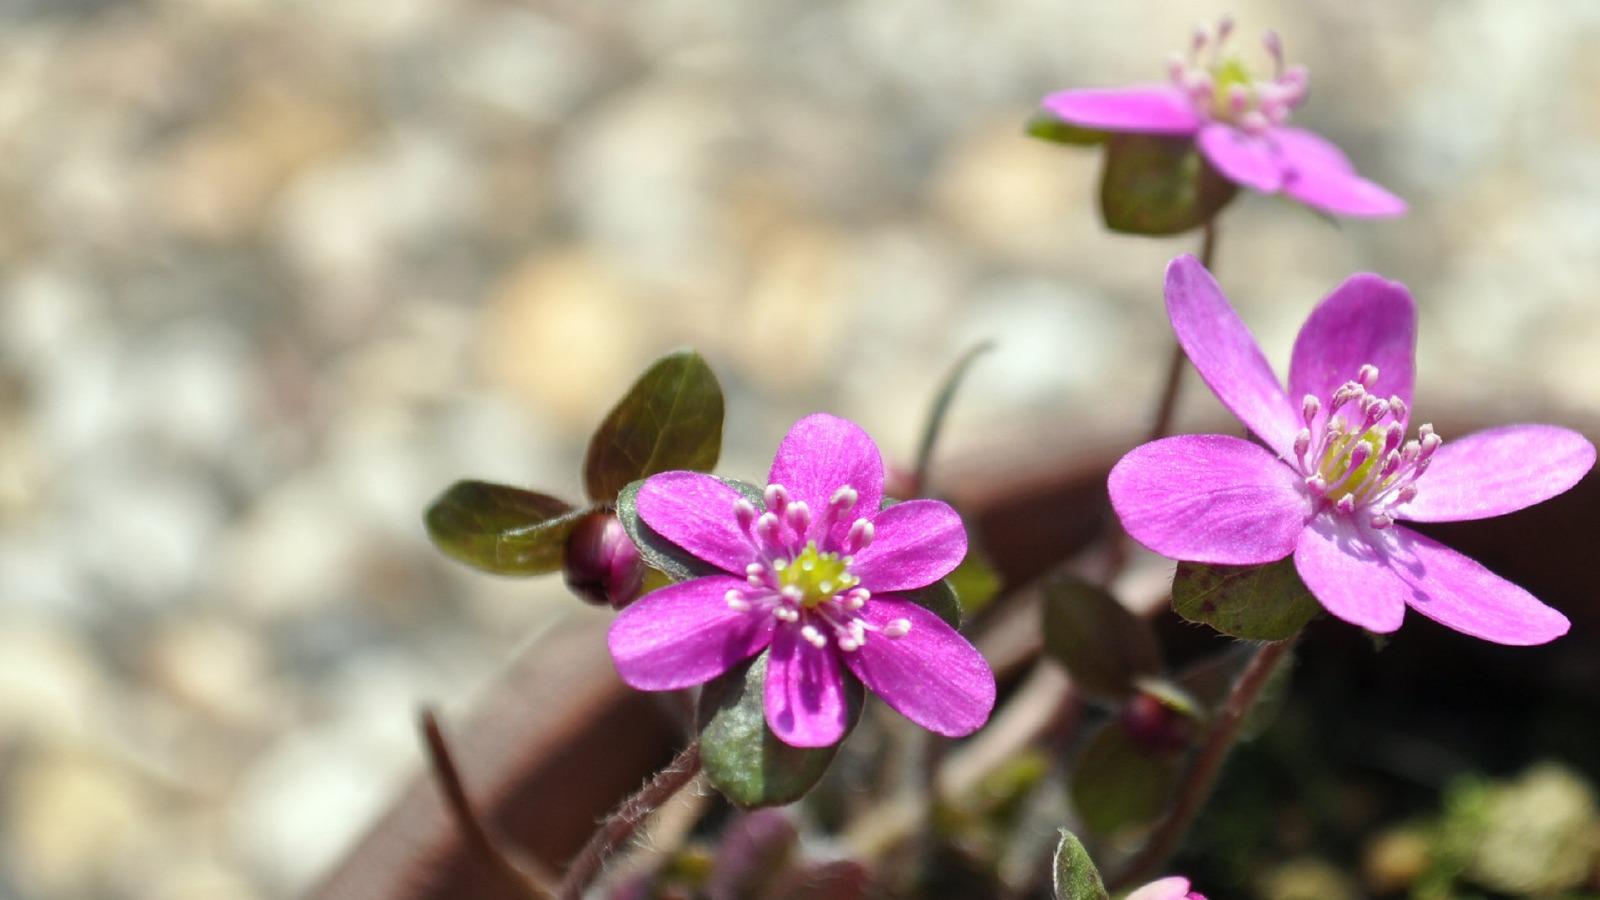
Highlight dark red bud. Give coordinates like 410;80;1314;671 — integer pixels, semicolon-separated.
1119;690;1195;757
564;512;645;609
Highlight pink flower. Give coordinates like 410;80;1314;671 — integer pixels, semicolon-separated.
1040;18;1405;218
1110;256;1595;645
607;414;996;747
1127;876;1208;900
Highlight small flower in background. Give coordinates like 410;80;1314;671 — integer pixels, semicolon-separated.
607;414;996;747
1039;17;1405;218
1127;875;1208;900
1110;255;1595;645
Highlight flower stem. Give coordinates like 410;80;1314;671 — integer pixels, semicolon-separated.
1144;220;1219;444
419;708;553;899
1110;634;1296;889
556;741;702;900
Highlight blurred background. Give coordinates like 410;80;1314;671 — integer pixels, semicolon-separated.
2;0;1598;897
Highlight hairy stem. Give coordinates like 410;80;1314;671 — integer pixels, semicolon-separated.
1144;219;1218;444
556;741;702;900
420;708;553;899
1110;635;1296;888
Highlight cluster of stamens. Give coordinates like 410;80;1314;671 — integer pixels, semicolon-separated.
1167;17;1308;134
1292;363;1440;529
721;483;910;652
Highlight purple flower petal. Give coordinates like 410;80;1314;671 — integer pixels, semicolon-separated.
768;413;885;548
850;499;967;593
1127;877;1198;900
1275;127;1407;217
1287;272;1416;433
1040;85;1202;135
1292;516;1407;633
1165;255;1301;457
1384;525;1570;645
1110;434;1312;565
1197;123;1284;192
1396;425;1595;523
764;626;852;748
637;471;757;574
608;576;775;690
843;596;994;737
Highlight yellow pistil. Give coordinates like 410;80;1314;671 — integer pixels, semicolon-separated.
775;542;858;608
1318;429;1384;501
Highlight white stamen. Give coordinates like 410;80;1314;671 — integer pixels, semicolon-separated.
882;618;912;639
785;500;811;536
725;590;750;612
756;512;784;549
1335;495;1356;515
829;485;858;512
747;573;765;587
846;518;874;553
1357;364;1380;389
763;484;789;515
1388;396;1408;423
1305;474;1328;496
1397;484;1419;504
746;562;765;578
1301;394;1321;425
817;581;834;596
781;585;804;603
837;637;859;652
1370;513;1394;530
801;625;827;648
734;499;758;533
1294;428;1312;461
774;607;798;622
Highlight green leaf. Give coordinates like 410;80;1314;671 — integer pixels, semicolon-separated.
912;341;993;494
1027;114;1108;147
1070;721;1182;837
1099;134;1238;236
583;349;725;503
902;576;962;630
946;549;1003;619
697;651;863;809
1171;558;1321;641
617;476;762;582
1041;576;1163;703
423;481;586;575
1051;829;1110;900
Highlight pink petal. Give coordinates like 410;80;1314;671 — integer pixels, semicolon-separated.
1197;123;1284;192
1274;127;1407;217
764;626;851;748
1286;272;1416;433
1040;85;1202;135
768;414;885;548
1165;255;1301;457
608;576;775;690
1292;516;1406;633
1127;877;1197;900
849;499;967;593
843;596;995;737
637;471;757;574
1110;434;1311;565
1396;425;1595;523
1384;525;1570;645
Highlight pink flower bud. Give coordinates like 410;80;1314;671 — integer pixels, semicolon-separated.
564;512;645;610
1119;690;1194;757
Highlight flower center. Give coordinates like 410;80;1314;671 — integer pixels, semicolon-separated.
1167;17;1308;133
1293;363;1441;529
774;541;859;609
722;482;910;652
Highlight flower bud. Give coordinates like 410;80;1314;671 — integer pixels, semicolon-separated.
1119;689;1195;757
564;512;645;610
